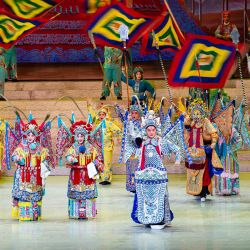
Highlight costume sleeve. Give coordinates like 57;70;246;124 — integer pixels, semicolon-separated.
215;25;223;39
230;127;243;152
12;147;25;166
204;118;218;147
121;72;135;88
65;146;77;165
161;139;182;162
110;121;122;138
114;104;125;123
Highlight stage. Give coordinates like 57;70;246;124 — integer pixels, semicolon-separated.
1;174;250;250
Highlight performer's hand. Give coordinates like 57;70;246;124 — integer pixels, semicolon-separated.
121;66;125;72
135;137;143;148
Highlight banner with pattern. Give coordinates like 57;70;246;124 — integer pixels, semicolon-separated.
0;9;47;49
168;34;237;89
140;13;184;55
87;2;154;49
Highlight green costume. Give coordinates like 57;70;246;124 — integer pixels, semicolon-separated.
4;46;17;81
100;46;122;99
121;66;155;106
0;53;5;95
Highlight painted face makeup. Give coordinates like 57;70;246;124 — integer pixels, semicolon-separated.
131;110;140;120
192;109;202;123
146;126;157;139
27;132;36;143
76;133;85;144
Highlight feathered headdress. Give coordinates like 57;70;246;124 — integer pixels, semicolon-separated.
19;112;49;139
188;98;208;119
70;120;93;136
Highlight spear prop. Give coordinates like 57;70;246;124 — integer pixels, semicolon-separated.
231;29;247;110
119;24;130;110
88;31;114;99
88;30;104;74
152;30;173;105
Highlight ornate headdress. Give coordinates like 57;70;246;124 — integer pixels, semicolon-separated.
188;98;208;118
20;112;48;138
141;110;161;136
130;105;143;117
70;120;93;136
98;106;109;115
22;119;41;136
96;104;112;120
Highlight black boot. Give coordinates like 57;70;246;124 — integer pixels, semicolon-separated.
99;181;111;185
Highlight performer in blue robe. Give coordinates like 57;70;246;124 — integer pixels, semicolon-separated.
131;110;186;230
115;102;143;193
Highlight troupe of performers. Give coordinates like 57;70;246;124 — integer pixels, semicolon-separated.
0;64;249;230
0;11;249;229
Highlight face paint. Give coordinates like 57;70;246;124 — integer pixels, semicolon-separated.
192;109;202;123
131;110;140;120
76;133;85;144
27;132;36;143
146;126;157;138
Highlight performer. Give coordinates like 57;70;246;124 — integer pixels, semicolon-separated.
65;120;103;219
115;102;143;193
0;48;6;97
10;116;52;221
87;103;122;185
100;46;122;100
212;100;244;196
4;46;18;81
184;99;223;202
121;66;155;108
215;11;239;41
131;110;184;229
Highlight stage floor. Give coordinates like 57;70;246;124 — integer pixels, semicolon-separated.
1;174;250;250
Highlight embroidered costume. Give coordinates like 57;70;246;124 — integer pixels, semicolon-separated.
212;99;247;195
121;66;155;108
87;104;122;184
215;11;239;41
56;116;103;219
131;110;186;229
5;113;54;221
115;103;143;192
184;99;223;202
